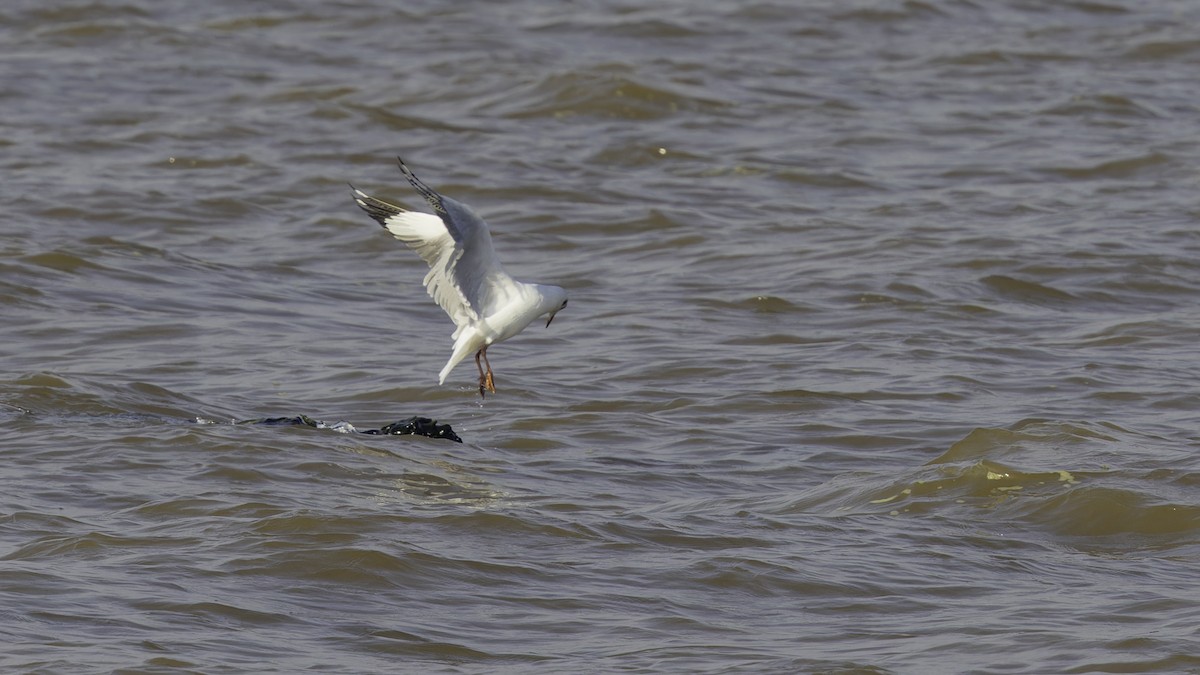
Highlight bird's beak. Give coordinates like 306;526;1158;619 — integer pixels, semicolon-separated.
545;311;557;328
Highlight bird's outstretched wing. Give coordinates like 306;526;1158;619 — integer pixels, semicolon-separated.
351;159;515;332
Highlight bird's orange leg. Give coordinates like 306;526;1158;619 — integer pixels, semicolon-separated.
481;346;496;394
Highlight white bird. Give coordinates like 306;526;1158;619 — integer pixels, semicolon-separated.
351;158;568;397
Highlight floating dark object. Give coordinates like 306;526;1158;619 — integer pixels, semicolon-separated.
364;416;463;443
241;414;462;443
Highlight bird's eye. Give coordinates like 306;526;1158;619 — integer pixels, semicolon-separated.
561;300;568;308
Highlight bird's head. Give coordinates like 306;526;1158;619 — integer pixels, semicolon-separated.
541;286;569;328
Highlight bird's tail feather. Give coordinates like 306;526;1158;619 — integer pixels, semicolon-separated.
439;329;480;384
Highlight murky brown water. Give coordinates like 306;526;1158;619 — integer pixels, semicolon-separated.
3;1;1200;672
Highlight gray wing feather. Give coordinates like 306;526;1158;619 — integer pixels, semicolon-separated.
436;195;513;316
352;162;516;324
395;158;514;315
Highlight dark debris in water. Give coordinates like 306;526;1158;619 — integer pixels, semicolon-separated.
367;417;462;443
241;414;462;443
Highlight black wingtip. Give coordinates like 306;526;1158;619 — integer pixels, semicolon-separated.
396;156;417;183
350;161;429;224
394;157;446;215
349;184;405;227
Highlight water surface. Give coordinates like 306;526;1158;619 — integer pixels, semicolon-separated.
3;1;1199;672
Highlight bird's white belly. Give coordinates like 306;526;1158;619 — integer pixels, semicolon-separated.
476;301;541;345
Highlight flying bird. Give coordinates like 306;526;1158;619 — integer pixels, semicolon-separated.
351;158;568;397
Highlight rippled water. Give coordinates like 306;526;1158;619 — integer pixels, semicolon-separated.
3;1;1200;672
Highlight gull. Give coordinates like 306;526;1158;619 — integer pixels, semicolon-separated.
351;158;568;397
